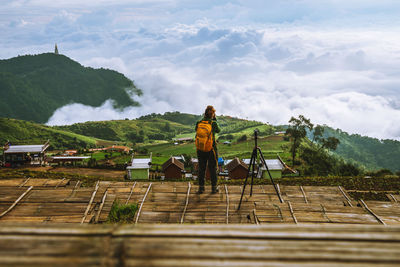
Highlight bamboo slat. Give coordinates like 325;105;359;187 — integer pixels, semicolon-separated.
180;182;191;224
80;181;100;224
360;199;386;225
125;181;137;205
95;190;108;223
135;183;152;224
0;186;33;219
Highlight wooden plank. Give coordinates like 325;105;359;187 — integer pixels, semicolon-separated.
0;223;400;266
299;185;308;203
81;181;100;224
276;184;284;203
389;194;398;203
338;186;353;207
225;185;229;224
250;209;259;225
135;183;152;224
74;180;81;190
95;190;108;223
19;178;30;188
360;199;386;225
287;201;298;224
55;178;66;189
180;182;191;224
0;186;33;219
125;182;137;205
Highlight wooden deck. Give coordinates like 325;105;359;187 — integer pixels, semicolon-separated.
0;179;399;225
0;223;399;266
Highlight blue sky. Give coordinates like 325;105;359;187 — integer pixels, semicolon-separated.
2;0;400;140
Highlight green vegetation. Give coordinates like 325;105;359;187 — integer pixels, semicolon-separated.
315;127;400;172
107;201;138;223
0;117;98;149
56;117;192;144
0;53;142;123
1;111;399;174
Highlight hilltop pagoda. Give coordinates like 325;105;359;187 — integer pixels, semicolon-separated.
54;43;59;55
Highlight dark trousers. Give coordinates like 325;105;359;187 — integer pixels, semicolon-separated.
197;149;218;188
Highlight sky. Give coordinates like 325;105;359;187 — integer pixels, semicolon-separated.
2;0;400;140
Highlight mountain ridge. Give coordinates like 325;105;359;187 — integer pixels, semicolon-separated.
0;53;142;123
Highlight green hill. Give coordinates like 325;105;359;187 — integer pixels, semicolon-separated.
0;53;142;123
0;117;100;150
315;127;400;172
55;117;193;143
55;112;278;144
1;112;399;173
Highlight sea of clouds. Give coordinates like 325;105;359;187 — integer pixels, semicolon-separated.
1;0;400;140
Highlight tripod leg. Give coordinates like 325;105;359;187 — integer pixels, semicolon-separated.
258;148;284;203
250;151;257;196
237;148;257;211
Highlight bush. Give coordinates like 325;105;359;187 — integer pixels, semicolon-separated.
107;201;138;223
238;135;247;142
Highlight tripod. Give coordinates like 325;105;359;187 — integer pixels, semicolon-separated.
237;129;283;210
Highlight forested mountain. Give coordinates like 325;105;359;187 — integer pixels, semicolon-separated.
0;53;142;123
319;127;400;172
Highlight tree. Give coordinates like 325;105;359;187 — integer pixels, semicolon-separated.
164;122;171;132
238;135;247;142
320;136;340;151
285;115;313;167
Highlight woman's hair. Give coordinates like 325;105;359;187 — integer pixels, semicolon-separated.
204;105;216;119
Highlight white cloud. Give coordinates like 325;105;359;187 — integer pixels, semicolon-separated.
2;2;400;140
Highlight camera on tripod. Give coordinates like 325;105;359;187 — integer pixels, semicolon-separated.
237;127;283;210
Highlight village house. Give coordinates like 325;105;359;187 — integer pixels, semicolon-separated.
126;153;152;180
2;141;50;167
260;156;296;179
63;150;77;156
162;157;185;180
172;137;193;144
105;145;131;153
226;158;248;179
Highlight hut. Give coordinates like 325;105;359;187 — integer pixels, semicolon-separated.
3;141;50;167
49;156;90;166
126;153;152;180
162;157;184;180
226;158;248;180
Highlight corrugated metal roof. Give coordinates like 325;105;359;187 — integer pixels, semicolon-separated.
51;156;91;160
242;159;251;165
127;158;151;169
5;145;47;154
261;159;284;170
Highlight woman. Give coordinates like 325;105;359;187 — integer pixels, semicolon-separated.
195;105;221;194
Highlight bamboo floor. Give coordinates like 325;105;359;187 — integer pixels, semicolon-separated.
0;179;399;225
0;223;399;266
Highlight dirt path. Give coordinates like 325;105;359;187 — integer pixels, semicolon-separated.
48;167;125;179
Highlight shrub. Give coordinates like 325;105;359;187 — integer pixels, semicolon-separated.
238;135;247;142
107;201;138;223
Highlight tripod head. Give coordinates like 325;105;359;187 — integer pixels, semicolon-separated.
253;129;259;148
